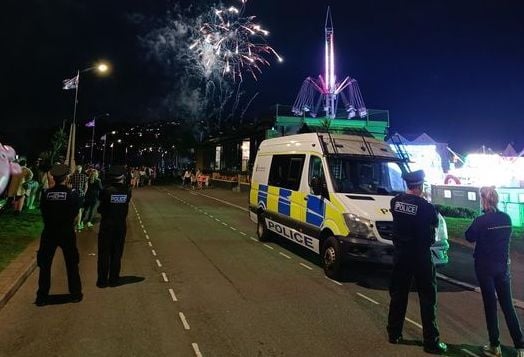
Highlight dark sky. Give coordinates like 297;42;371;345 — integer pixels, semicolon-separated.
1;0;523;154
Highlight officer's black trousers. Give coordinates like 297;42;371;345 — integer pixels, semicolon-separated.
37;232;82;298
97;225;126;284
387;249;439;344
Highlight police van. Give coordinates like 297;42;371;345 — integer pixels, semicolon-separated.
249;132;449;278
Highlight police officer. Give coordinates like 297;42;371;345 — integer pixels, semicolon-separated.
36;164;82;306
387;170;447;354
97;165;131;287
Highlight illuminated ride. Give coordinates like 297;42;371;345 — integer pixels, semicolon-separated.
292;7;367;119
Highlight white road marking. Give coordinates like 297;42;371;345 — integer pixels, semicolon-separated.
191;191;248;212
461;348;480;357
325;276;343;286
179;312;191;330
230;227;237;231
203;212;209;215
143;230;148;235
240;232;247;236
192;343;203;357
356;292;379;305
161;272;169;282
169;288;178;302
147;241;152;247
152;250;157;256
215;218;220;222
222;222;228;226
140;224;144;229
279;252;291;259
156;259;162;268
250;237;258;242
405;317;423;329
263;244;274;250
299;263;313;270
145;235;150;240
209;215;214;218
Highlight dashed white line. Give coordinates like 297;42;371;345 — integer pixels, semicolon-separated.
279;252;291;259
356;292;379;305
179;312;191;330
263;244;274;250
230;227;237;231
405;317;423;329
299;263;313;270
168;288;178;302
209;215;214;218
140;224;144;229
145;234;150;240
325;276;343;286
221;222;228;226
143;230;148;235
240;232;247;236
161;272;169;282
147;241;152;247
156;259;163;268
152;249;157;256
192;343;203;357
215;218;220;222
250;237;258;242
461;348;480;357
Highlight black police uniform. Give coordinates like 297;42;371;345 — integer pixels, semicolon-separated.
97;166;132;287
36;165;82;304
387;170;442;350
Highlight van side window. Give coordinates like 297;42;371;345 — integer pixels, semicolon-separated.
309;156;324;182
268;154;305;191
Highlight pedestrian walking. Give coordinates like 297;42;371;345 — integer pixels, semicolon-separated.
69;165;88;231
97;165;132;288
387;170;447;354
82;169;103;228
35;164;82;306
465;186;524;357
183;169;191;187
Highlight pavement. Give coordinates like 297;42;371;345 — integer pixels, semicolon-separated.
0;185;248;311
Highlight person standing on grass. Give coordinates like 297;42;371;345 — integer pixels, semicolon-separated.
466;186;524;357
83;169;103;228
69;165;88;231
35;164;82;306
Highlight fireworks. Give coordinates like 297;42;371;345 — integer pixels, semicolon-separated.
189;0;282;81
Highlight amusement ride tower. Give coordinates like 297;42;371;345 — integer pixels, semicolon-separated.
292;7;367;119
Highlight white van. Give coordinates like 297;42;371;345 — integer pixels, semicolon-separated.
249;132;449;278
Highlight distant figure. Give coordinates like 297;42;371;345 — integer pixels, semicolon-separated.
183;169;191;187
387;170;447;354
69;165;88;231
7;159;33;215
97;165;132;288
35;164;82;306
466;186;524;357
83;169;103;228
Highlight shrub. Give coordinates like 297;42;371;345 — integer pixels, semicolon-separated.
434;204;479;219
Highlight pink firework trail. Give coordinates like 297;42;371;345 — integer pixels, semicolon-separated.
189;0;282;81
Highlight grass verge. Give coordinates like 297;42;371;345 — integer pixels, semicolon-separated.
0;209;43;272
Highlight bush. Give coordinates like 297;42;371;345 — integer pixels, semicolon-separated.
434;204;479;219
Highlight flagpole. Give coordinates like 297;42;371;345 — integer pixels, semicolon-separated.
69;70;80;169
90;119;95;163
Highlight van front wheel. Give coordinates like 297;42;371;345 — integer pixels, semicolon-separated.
257;213;271;242
322;236;342;279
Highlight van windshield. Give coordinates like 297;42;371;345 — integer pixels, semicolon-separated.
327;156;406;195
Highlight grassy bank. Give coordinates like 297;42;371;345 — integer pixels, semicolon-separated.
0;209;43;272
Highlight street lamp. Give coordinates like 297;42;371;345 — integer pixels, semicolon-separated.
63;60;111;169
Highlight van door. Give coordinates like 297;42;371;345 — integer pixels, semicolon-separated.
302;155;327;236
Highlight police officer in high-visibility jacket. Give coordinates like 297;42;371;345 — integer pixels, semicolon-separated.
97;165;131;287
387;170;447;354
36;164;82;306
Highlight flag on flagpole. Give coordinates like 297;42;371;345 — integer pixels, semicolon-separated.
85;119;95;128
100;134;107;142
62;74;79;90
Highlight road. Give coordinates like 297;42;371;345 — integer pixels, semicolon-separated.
0;185;523;356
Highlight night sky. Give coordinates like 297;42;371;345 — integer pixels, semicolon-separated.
1;0;523;154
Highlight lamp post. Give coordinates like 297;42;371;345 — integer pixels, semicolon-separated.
63;61;110;170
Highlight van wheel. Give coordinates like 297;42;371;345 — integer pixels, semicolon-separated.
322;236;342;279
257;213;271;242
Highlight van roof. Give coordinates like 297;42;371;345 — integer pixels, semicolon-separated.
259;133;398;159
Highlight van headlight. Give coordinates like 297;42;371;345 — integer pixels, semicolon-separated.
344;213;376;240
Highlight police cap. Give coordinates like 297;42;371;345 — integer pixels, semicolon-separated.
402;169;425;186
49;164;70;180
108;165;126;180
